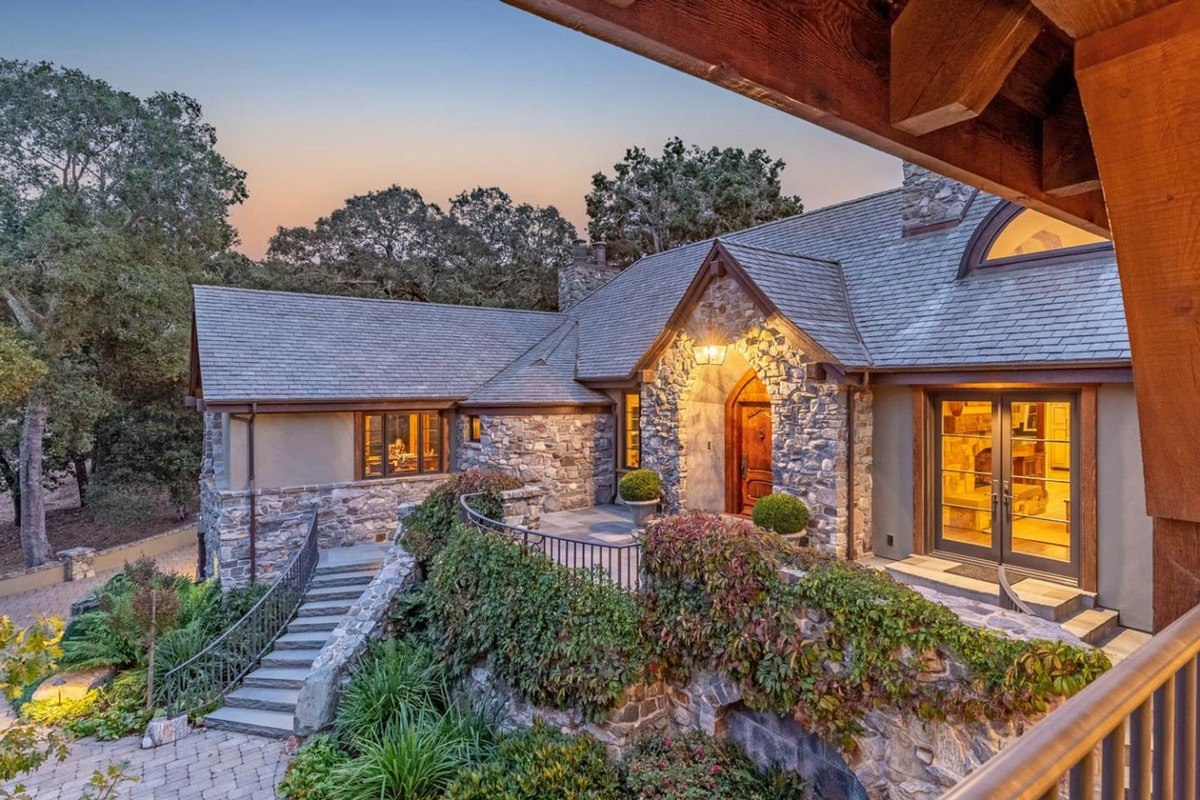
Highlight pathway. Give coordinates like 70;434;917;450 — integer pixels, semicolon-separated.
0;543;197;628
4;728;290;799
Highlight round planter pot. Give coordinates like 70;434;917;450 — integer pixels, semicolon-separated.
622;497;661;530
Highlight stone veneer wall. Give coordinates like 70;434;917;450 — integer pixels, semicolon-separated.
851;389;874;559
641;272;872;555
900;163;978;236
459;413;615;513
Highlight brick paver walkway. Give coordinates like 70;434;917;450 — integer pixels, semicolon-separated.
5;728;290;799
0;541;197;627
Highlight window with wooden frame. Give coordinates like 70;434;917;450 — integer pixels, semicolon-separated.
467;415;482;443
623;390;641;469
359;411;445;478
959;202;1111;278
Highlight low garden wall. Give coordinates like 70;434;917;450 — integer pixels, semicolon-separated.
201;474;444;587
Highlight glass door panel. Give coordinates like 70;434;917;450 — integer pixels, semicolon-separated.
1005;399;1074;568
935;397;998;559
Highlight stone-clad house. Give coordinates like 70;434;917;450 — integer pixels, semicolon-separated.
189;165;1152;630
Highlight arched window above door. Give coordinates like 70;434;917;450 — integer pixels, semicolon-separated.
959;202;1111;277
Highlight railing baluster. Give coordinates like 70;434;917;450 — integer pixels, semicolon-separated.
1133;698;1154;800
1179;660;1196;800
1157;678;1177;800
1101;721;1126;800
1070;750;1096;800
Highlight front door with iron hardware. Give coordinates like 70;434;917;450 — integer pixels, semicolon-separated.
932;391;1079;579
727;372;773;516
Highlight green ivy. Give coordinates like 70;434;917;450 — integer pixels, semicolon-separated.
402;469;522;564
642;513;1112;749
423;525;649;717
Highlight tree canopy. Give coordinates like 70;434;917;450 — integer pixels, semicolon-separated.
586;137;803;267
0;59;246;563
257;185;575;311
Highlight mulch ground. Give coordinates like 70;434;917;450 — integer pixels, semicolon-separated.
0;506;190;573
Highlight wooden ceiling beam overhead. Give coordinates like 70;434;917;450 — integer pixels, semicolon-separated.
504;0;1109;235
1031;0;1178;38
1042;86;1102;196
890;0;1044;135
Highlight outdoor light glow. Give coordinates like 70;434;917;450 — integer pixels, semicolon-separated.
693;344;728;366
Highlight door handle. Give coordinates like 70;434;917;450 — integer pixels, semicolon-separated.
1002;480;1013;513
741;455;748;480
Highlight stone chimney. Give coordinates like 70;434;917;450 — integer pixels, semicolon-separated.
900;162;979;237
558;240;618;311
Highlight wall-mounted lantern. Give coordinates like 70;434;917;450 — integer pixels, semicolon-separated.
693;343;728;366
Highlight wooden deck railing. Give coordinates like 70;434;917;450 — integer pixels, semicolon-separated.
942;603;1200;800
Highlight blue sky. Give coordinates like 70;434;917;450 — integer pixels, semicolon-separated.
2;0;899;257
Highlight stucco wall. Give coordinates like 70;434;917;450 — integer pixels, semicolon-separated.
1097;384;1153;631
225;412;356;490
680;349;753;512
870;386;915;560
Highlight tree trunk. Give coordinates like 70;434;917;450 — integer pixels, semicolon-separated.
0;451;19;527
72;454;89;506
19;393;51;568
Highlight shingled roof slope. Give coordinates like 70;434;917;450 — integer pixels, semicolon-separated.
725;190;1128;368
719;241;871;367
462;321;610;407
193;285;564;403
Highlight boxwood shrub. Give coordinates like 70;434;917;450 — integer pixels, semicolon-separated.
618;469;662;502
751;492;810;534
423;524;649;717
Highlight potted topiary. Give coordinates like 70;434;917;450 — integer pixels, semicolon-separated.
751;492;810;539
619;469;662;530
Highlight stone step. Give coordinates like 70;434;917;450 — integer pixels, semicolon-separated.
305;584;370;602
204;706;294;739
314;557;384;577
274;631;331;650
1062;608;1121;646
884;558;999;606
309;569;379;589
1011;578;1094;623
287;615;344;634
262;648;322;669
242;667;310;689
1100;628;1154;666
224;686;301;713
297;599;354;617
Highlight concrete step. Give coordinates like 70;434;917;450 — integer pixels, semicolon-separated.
309;569;378;589
204;706;294;739
262;648;322;669
275;631;330;650
224;686;301;713
305;584;369;602
297;599;354;617
287;615;344;634
1062;608;1121;646
1100;628;1154;666
1011;578;1094;623
243;667;310;689
884;557;999;606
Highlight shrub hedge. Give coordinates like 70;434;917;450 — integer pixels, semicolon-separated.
750;492;810;534
402;468;522;563
641;512;1111;748
622;731;808;800
423;524;649;717
618;469;662;502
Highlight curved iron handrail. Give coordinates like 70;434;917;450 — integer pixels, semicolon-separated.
458;492;641;591
160;506;321;718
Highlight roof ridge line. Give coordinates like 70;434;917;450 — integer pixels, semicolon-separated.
191;283;568;318
718;239;841;267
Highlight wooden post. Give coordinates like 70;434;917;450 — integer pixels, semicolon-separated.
1074;0;1200;629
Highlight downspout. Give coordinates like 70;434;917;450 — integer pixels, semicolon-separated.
248;403;257;584
846;387;856;562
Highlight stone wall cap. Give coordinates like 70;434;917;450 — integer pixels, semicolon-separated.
217;472;449;499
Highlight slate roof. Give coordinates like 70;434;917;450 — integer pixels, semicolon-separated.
192;286;563;403
193;186;1129;405
462;321;611;408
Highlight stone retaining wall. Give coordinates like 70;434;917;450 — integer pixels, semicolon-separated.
201;475;442;587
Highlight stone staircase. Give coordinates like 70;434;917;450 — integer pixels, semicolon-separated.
203;543;388;738
882;554;1150;662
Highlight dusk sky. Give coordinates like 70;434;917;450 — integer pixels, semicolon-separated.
3;0;899;259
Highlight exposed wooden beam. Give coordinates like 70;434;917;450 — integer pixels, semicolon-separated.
1042;86;1102;195
890;0;1043;135
1074;0;1200;627
1031;0;1178;38
503;0;1110;235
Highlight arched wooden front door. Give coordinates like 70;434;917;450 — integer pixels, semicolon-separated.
726;371;772;516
